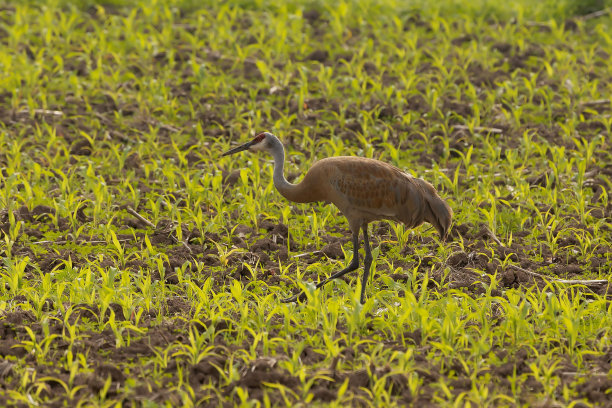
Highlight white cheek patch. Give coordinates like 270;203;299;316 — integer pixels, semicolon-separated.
250;142;265;152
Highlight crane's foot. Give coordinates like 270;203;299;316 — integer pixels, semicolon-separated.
279;291;307;303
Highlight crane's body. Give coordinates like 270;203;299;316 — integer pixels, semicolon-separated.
222;132;452;304
277;156;448;231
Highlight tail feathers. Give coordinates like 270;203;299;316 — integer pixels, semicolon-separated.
426;194;453;241
416;179;452;241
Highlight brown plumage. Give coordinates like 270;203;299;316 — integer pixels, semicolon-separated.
222;132;452;304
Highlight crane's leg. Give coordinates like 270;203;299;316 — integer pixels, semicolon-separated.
360;224;373;304
315;229;361;290
280;229;360;303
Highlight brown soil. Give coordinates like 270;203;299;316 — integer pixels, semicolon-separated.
1;306;610;406
1;5;611;407
1;199;610;406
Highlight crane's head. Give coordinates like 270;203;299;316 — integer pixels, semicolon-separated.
221;132;273;157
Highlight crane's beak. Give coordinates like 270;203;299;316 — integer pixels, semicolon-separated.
221;140;254;157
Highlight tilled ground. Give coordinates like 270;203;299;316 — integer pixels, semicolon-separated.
2;306;611;407
1;1;612;406
1;202;611;406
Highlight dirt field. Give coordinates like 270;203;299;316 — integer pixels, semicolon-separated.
1;1;611;406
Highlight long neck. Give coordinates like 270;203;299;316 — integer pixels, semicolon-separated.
269;136;315;203
270;136;292;193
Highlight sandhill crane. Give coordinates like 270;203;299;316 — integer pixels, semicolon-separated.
222;132;452;304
